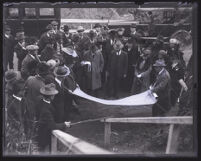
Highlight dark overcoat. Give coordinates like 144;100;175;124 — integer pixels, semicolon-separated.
37;100;66;150
151;68;171;116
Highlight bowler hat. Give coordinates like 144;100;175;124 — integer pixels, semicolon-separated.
40;83;58;95
51;21;58;26
54;66;70;77
63;25;69;32
153;60;166;67
37;62;50;76
26;45;39;51
5;70;18;82
77;26;85;32
130;23;137;28
113;40;124;50
93;23;102;29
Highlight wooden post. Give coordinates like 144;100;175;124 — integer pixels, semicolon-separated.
104;122;111;148
51;134;57;154
166;124;180;154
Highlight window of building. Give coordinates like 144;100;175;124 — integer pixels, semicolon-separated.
8;8;19;18
25;8;36;17
39;8;54;16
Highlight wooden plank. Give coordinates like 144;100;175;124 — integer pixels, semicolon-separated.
166;124;180;154
101;116;193;125
104;122;111;148
51;134;57;154
52;130;113;154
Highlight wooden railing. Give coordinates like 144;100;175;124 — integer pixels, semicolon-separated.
51;130;113;154
101;116;193;154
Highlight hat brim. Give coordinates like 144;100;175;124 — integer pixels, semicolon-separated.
5;72;18;82
53;67;70;77
153;64;166;67
40;88;58;95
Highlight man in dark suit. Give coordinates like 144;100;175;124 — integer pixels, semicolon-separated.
62;25;72;47
21;45;40;80
150;59;171;116
107;40;128;98
37;83;71;153
3;25;15;71
14;32;27;71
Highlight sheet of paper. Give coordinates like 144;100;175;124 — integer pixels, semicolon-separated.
71;88;157;106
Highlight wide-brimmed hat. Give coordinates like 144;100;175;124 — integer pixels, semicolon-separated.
113;40;124;50
5;70;18;82
40;83;58;95
51;21;58;26
26;45;39;51
93;23;102;29
37;62;50;76
153;59;166;67
47;59;57;69
62;47;78;57
63;25;69;32
54;66;70;77
77;26;85;32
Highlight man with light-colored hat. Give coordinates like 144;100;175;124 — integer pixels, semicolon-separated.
52;65;72;122
37;83;71;152
150;59;171;116
21;45;40;80
107;40;128;98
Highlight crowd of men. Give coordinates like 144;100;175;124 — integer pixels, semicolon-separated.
3;20;193;152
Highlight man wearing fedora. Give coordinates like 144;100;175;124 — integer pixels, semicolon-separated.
37;83;71;153
150;59;171;116
107;40;128;98
52;66;73;123
14;32;27;71
21;45;40;80
38;24;56;54
23;62;50;136
3;25;15;72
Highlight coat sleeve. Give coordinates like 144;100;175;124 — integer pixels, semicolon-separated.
43;108;66;131
152;73;169;93
99;52;104;72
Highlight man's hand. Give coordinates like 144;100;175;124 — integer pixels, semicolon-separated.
65;121;71;128
137;74;142;78
123;74;127;78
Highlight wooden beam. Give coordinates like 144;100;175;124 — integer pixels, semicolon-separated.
166;124;180;154
101;116;193;125
104;122;111;148
51;134;57;154
52;130;113;154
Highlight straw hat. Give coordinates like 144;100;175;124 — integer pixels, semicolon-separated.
40;83;58;95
